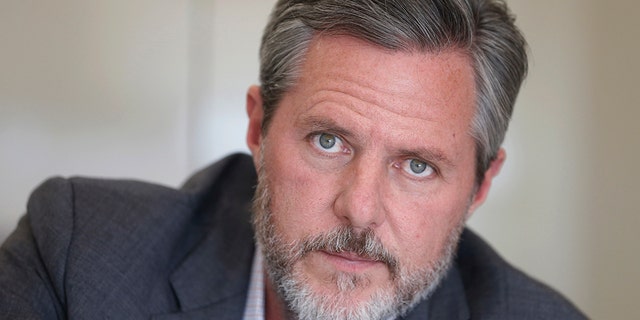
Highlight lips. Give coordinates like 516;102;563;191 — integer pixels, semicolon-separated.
325;250;378;262
320;250;384;272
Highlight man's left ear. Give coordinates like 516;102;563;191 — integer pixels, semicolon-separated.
466;148;506;219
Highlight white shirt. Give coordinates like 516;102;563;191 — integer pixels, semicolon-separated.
242;247;265;320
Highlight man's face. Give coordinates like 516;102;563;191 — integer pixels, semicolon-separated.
247;35;497;319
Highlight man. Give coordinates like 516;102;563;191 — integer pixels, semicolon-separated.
0;0;586;319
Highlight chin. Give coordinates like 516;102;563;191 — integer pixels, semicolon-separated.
279;265;402;320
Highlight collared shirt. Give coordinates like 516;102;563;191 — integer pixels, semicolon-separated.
242;247;265;320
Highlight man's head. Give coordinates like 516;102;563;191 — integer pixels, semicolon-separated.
245;0;527;319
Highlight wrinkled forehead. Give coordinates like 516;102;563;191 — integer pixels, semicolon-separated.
290;35;477;125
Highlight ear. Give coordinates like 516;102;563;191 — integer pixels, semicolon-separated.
466;148;506;219
246;85;265;167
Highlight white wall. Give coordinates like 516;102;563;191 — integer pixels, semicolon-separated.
2;1;639;318
188;0;275;170
0;0;191;238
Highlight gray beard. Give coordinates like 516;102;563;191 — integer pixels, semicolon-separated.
252;157;466;320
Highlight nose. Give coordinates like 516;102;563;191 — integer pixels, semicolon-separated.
333;157;386;230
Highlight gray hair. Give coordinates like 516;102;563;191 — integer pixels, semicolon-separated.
259;0;528;184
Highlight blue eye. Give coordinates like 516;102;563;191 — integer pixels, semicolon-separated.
319;133;336;149
312;133;344;153
402;159;435;178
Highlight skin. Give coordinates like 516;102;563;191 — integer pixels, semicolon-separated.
246;35;505;319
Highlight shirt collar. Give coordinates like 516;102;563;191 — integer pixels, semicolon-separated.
242;246;265;320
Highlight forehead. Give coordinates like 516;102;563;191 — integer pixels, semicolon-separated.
292;35;477;124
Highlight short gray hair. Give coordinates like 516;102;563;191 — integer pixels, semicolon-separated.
259;0;528;184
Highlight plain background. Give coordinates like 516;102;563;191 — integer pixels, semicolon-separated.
1;0;639;318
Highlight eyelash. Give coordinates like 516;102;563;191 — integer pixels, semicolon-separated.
309;132;350;156
395;158;438;180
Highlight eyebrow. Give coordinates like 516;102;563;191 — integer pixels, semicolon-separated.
298;115;359;141
397;147;455;170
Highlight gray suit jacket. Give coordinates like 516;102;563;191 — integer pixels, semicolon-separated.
0;153;586;319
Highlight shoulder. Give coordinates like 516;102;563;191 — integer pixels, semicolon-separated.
27;170;193;254
26;153;256;261
28;153;256;242
3;153;257;316
456;229;587;319
21;173;197;303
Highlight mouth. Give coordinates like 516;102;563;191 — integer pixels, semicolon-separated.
319;250;385;273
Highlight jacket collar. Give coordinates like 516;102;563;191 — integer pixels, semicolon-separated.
155;214;255;319
155;154;257;319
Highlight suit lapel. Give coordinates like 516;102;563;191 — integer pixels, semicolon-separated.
153;154;258;319
154;206;255;319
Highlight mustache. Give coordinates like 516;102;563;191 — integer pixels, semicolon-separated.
299;226;399;278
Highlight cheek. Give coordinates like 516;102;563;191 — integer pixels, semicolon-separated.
264;143;341;239
387;192;470;268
